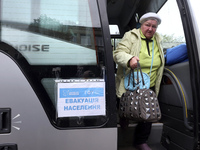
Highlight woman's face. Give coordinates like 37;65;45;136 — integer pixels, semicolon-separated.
141;19;158;39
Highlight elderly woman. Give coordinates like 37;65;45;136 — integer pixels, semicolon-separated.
113;12;165;150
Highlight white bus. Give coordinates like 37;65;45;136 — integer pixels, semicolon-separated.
1;0;200;150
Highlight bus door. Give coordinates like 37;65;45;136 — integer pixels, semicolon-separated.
0;0;117;150
157;0;200;149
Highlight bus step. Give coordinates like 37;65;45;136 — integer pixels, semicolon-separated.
118;123;166;150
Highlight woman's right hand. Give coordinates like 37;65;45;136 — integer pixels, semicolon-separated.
129;56;140;69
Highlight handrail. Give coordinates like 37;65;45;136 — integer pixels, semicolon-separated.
163;68;193;131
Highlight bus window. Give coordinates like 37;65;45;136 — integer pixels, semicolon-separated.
0;0;110;128
1;0;100;66
157;0;186;50
109;25;120;35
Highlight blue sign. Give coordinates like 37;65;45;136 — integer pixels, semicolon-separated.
57;81;106;117
60;88;104;98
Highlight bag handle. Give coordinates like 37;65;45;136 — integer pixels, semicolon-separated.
136;61;145;86
126;39;154;88
132;40;154;87
128;61;145;88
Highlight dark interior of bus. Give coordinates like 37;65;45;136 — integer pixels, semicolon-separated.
107;0;196;150
107;0;166;37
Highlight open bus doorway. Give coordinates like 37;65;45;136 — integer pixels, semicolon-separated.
109;0;200;149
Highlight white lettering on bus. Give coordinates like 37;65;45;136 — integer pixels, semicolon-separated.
13;45;49;52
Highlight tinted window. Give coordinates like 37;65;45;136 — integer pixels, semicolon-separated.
0;0;107;128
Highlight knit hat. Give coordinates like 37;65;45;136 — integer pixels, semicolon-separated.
139;12;161;25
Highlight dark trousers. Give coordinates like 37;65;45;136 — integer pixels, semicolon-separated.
134;86;155;145
134;121;152;145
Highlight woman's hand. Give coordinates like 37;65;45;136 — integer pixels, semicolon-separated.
129;56;140;69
